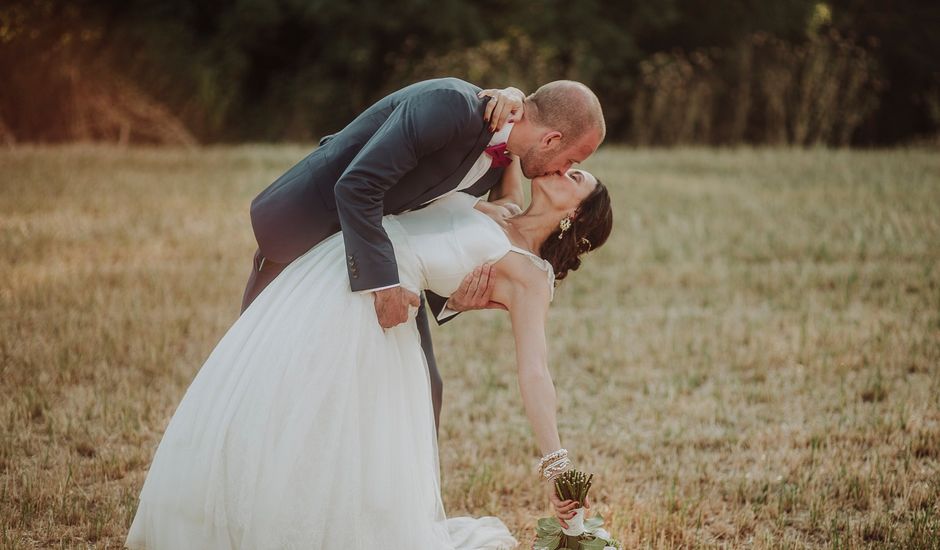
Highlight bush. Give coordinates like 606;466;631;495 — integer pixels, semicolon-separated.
628;31;883;146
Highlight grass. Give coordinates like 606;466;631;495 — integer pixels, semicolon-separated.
1;145;938;548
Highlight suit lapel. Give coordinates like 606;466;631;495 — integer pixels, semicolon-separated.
410;105;495;207
414;132;492;206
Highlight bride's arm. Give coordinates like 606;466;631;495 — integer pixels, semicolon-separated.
492;255;558;454
486;157;525;212
508;280;559;454
478;87;525;208
494;255;583;523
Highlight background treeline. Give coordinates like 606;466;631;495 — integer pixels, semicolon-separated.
1;0;938;146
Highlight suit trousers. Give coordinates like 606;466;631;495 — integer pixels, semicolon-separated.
240;249;443;433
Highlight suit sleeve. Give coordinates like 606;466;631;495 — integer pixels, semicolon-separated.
333;89;474;292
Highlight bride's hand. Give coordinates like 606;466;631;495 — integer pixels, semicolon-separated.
478;87;525;132
548;481;591;529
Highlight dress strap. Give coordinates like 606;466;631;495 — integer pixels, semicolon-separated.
508;245;541;262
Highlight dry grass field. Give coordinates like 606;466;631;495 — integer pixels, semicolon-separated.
1;146;938;549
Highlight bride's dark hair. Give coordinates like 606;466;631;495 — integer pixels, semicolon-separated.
539;181;613;282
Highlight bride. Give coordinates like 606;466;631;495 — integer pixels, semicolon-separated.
126;160;613;549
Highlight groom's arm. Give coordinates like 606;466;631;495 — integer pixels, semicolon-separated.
333;89;477;292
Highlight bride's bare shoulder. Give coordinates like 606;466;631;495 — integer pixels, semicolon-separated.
493;252;553;307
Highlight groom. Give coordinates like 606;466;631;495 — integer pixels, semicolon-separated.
244;77;605;430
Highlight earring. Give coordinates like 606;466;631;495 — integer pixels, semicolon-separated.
558;216;572;239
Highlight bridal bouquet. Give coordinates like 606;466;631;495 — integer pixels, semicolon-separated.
533;470;621;550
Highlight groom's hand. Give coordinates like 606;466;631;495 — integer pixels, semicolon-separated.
373;287;421;329
446;264;505;312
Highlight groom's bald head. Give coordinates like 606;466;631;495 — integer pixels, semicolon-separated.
509;80;605;178
526;81;606;145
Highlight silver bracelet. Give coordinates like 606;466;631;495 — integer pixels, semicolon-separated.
542;457;572;480
536;448;568;474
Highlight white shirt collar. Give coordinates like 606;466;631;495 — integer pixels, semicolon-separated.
487;120;514;147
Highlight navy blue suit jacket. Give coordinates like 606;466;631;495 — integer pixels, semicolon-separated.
250;78;505;320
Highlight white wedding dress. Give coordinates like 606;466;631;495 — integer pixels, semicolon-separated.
126;192;554;549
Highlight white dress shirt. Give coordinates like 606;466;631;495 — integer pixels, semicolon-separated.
421;120;514;206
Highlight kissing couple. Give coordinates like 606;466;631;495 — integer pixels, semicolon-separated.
127;77;613;549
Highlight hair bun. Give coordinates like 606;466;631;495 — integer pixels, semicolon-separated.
537;181;613;285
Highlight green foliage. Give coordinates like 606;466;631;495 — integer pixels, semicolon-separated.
534;514;620;549
629;30;883;146
577;538;608;550
0;0;936;144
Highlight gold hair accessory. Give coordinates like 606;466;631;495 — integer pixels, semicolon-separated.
579;237;591;250
558;216;572;239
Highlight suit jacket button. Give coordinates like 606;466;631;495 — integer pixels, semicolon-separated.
352;274;359;279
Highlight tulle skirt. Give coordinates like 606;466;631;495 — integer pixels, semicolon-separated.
126;220;516;549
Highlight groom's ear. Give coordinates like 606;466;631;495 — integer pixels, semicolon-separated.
541;130;563;149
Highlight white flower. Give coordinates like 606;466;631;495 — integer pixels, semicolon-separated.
604;546;618;550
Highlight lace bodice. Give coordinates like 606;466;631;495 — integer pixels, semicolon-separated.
386;193;555;300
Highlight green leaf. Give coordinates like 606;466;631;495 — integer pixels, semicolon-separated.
534;534;561;549
583;515;604;532
537;516;562;536
578;537;609;550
